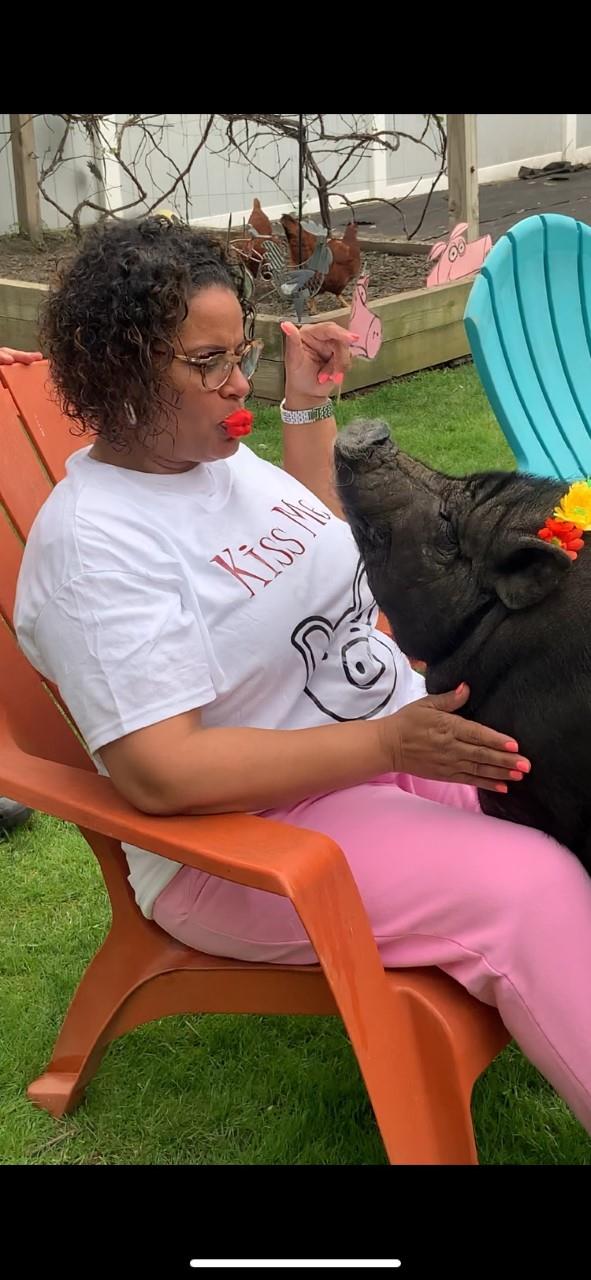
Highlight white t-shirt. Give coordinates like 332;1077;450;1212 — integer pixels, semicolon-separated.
15;443;424;916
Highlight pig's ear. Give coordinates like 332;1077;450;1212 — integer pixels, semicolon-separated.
494;537;572;610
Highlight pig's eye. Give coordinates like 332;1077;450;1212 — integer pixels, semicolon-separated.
439;506;457;544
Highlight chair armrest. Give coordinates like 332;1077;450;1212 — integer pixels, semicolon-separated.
0;727;394;1016
0;730;342;897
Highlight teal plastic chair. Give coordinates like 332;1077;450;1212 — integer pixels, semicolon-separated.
464;213;591;480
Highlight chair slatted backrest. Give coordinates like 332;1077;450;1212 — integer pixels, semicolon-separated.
464;213;591;481
0;362;90;770
0;362;87;484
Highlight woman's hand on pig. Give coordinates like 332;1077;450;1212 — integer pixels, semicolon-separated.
383;683;531;792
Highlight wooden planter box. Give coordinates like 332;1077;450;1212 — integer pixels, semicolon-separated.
0;278;49;353
0;274;473;402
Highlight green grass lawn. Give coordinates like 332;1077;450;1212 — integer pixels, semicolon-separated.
2;362;590;1166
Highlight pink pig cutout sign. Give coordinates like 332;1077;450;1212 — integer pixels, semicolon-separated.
426;222;492;287
349;275;383;359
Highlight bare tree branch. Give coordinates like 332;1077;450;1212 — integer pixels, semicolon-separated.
0;112;447;241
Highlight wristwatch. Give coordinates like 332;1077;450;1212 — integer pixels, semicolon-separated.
279;398;333;425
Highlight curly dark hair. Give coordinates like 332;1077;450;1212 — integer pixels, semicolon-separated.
40;215;254;447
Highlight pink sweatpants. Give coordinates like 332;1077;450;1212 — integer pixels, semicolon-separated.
153;774;591;1134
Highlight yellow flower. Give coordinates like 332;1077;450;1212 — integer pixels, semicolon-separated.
554;479;591;531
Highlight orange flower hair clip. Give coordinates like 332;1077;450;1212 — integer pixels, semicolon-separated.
537;478;591;561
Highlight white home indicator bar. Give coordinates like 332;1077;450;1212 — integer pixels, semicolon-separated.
190;1262;402;1270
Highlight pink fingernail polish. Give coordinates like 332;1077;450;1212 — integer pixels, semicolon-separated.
509;770;523;781
317;372;330;385
496;784;508;793
504;741;519;752
333;372;344;385
455;683;466;694
348;332;361;341
516;759;530;773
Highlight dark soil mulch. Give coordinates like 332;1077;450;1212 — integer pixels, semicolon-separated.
0;231;431;310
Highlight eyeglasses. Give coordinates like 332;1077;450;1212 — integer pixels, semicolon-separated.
173;339;263;392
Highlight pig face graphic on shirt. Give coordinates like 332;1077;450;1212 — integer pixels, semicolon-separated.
291;558;397;721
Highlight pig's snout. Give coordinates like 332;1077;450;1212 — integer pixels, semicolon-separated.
334;418;398;534
336;418;395;462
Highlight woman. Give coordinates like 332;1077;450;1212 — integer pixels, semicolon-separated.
13;217;591;1135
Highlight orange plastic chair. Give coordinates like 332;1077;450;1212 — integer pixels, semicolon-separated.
0;360;509;1164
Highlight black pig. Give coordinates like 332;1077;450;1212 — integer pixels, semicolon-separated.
334;419;591;872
